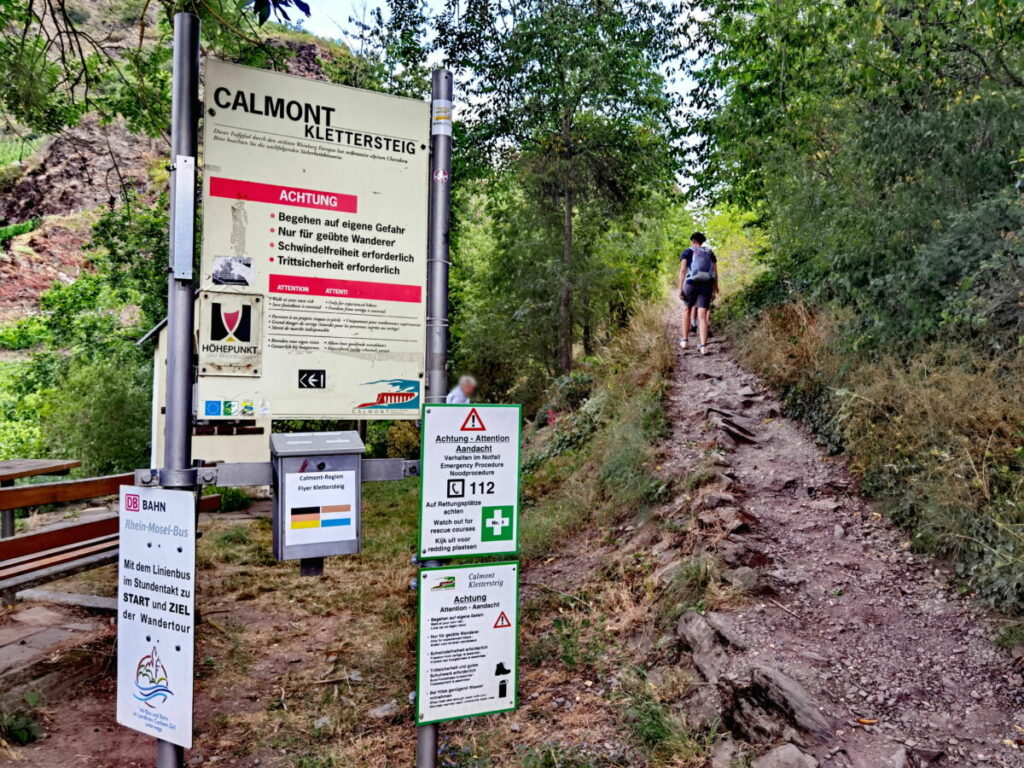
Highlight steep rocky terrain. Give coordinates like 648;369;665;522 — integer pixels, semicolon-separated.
527;303;1024;767
0;116;160;226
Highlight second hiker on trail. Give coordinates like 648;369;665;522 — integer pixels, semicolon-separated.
678;231;718;356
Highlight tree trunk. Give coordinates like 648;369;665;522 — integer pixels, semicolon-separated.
557;187;573;374
581;282;593;356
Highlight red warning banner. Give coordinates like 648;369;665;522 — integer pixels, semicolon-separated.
210;177;358;214
269;274;422;303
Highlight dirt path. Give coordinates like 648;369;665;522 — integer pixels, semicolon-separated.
659;308;1024;767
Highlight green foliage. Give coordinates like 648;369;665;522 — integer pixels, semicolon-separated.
689;0;1024;348
520;304;674;559
349;0;432;97
39;349;152;474
441;0;684;373
88;191;171;329
994;623;1024;649
0;217;38;246
545;372;595;415
549;615;601;670
363;420;390;458
218;487;253;512
0;316;50;350
697;0;1024;611
621;676;715;765
0;134;44;166
451;185;691;409
0;693;45;745
216;524;254;547
36;273;131;355
518;744;626;768
206;519;277;566
385;420;420;459
0;361;45;461
659;562;716;628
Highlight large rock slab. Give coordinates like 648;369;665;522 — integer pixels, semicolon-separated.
676;681;722;731
751;666;830;738
676;611;729;683
751;743;817;768
721;666;831;746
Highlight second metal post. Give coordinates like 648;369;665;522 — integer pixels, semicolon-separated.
416;68;453;768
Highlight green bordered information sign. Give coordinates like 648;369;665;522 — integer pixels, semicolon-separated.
419;404;522;558
417;562;518;724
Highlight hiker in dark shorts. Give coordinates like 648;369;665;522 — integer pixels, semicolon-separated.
678;231;718;356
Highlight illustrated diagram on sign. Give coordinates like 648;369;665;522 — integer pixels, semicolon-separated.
420;404;522;558
417;563;518;724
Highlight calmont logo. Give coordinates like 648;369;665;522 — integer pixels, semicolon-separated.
209;302;252;342
356;379;420;411
431;576;456;591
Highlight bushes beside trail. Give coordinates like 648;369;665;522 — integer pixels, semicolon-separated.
519;302;674;561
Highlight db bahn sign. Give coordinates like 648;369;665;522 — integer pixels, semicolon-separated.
419;404;521;559
116;486;196;748
197;59;429;420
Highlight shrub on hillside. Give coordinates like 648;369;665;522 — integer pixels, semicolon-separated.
0;217;38;246
519;303;673;559
0;316;50;350
39;351;152;474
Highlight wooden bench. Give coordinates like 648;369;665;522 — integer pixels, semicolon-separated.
0;476;221;603
0;459;82;537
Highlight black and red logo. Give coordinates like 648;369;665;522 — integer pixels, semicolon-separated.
210;303;252;342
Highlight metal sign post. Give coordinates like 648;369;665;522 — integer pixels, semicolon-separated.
416;68;453;768
158;13;200;768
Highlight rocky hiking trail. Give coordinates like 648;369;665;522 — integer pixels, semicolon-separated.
666;314;1024;767
529;304;1024;768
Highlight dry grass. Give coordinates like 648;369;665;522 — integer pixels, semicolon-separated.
842;347;1024;560
520;301;674;561
732;301;840;390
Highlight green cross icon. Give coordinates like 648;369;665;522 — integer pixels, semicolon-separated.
481;506;514;542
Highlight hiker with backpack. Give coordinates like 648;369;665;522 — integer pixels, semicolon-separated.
678;231;718;355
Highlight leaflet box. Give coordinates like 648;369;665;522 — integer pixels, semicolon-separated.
271;431;365;561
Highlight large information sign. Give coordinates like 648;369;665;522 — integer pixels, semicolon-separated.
417;562;518;724
116;486;196;748
420;404;521;558
198;60;429;420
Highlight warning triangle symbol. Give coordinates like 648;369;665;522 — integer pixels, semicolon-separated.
460;407;486;431
493;611;512;629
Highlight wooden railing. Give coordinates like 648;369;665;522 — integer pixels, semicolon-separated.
0;473;134;512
